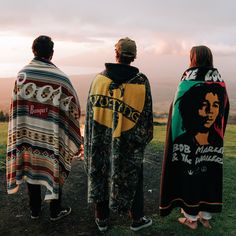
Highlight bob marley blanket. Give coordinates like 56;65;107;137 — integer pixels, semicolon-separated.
6;59;82;200
84;63;153;213
159;67;230;216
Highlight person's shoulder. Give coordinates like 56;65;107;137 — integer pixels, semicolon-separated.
181;67;224;82
18;60;34;72
53;67;74;84
138;73;153;90
137;72;148;80
55;67;70;79
205;68;223;82
94;72;111;82
44;65;76;90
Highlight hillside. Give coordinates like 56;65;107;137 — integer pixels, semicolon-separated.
0;78;14;113
0;75;236;115
0;75;175;113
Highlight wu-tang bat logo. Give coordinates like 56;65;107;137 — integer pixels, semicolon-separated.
90;75;146;137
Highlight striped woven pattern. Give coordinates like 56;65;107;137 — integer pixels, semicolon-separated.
6;59;82;200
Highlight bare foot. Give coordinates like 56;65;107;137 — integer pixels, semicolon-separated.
199;218;212;229
178;217;198;230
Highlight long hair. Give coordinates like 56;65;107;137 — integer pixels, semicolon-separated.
190;45;213;68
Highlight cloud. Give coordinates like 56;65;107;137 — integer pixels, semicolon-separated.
211;44;236;56
0;0;236;45
0;0;236;78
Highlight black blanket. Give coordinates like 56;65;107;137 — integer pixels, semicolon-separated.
159;67;230;216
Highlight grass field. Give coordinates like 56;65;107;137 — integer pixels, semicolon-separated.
0;122;7;169
0;122;236;235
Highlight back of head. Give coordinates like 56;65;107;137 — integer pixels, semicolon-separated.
190;45;213;68
115;37;137;64
32;35;54;60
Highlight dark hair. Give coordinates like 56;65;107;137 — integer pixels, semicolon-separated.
115;51;135;65
32;35;54;59
177;83;225;134
190;45;213;68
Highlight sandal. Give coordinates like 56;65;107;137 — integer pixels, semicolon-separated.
178;217;198;230
199;218;212;229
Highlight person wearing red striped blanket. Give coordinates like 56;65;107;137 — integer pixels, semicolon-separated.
6;36;83;221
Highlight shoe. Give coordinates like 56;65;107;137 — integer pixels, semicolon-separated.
178;217;198;230
130;216;152;231
95;218;108;232
199;218;212;229
31;211;40;219
50;207;71;221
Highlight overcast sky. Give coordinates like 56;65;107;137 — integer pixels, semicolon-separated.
0;0;236;82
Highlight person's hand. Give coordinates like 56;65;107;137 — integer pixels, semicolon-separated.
77;144;84;160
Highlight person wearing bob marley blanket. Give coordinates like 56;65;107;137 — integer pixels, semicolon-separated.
159;45;229;230
84;37;153;232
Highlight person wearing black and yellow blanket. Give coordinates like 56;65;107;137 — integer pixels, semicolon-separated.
159;46;230;230
84;37;153;232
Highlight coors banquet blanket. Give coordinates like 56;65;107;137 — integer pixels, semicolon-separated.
6;59;82;200
159;67;230;216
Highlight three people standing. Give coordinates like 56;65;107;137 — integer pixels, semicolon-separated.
6;36;230;233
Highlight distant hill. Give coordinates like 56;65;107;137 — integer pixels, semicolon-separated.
1;75;236;116
0;75;95;113
72;74;180;113
0;78;14;113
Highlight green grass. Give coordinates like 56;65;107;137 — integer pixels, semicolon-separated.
109;125;236;235
0;122;7;169
1;123;236;235
224;124;236;158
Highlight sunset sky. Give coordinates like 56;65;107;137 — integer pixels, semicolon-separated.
0;0;236;82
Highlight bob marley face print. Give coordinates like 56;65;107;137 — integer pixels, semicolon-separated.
198;92;220;129
170;82;227;177
171;81;226;144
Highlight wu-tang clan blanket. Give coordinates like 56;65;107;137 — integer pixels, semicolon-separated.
84;63;153;213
